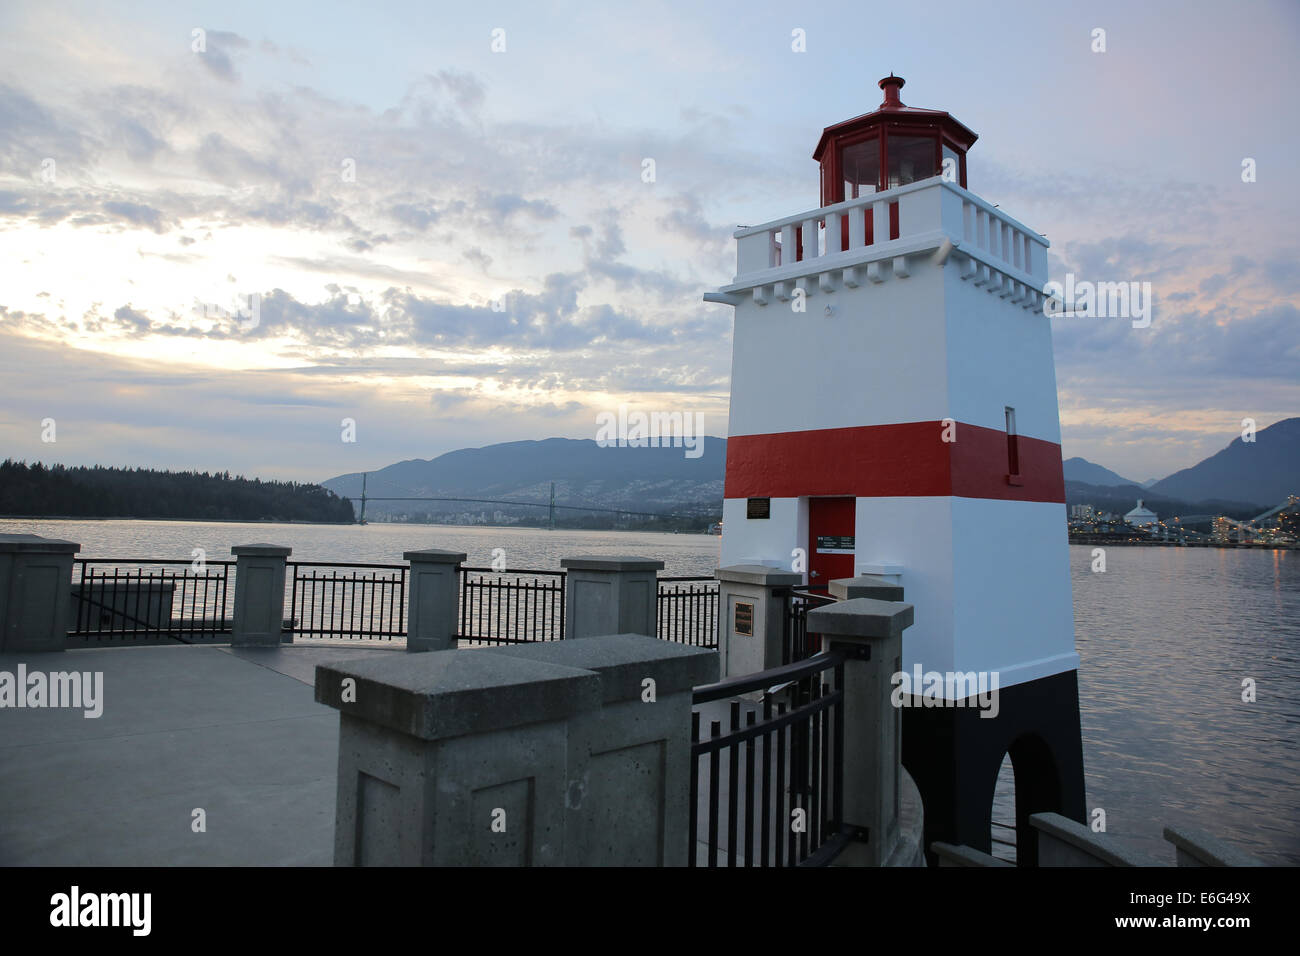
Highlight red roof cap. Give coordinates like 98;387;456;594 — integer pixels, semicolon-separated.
879;73;905;109
812;75;979;162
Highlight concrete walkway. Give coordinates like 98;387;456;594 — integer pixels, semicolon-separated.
0;644;396;866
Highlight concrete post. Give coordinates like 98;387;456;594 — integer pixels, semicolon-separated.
806;597;914;866
485;634;718;865
560;556;663;639
829;574;904;602
317;648;601;866
0;534;80;653
231;544;291;647
403;549;466;653
714;564;801;678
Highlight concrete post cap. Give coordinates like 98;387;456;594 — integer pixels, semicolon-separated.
231;544;292;557
402;549;468;564
806;597;914;640
829;574;904;602
483;633;719;703
560;556;665;572
714;564;801;586
314;648;602;741
0;533;80;553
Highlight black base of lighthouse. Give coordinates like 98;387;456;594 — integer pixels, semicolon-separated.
901;669;1086;866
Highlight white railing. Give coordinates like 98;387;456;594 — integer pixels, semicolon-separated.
730;177;1048;288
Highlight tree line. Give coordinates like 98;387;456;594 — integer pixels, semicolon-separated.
0;460;355;523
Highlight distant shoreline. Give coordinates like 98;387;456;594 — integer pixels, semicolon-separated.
0;515;716;535
1068;535;1297;551
0;515;355;526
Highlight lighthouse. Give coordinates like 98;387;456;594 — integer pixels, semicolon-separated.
707;75;1086;861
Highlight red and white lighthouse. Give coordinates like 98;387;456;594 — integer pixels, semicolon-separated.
708;75;1086;860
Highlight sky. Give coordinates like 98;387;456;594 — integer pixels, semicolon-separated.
1;0;1297;485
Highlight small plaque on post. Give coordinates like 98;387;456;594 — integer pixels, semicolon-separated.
746;497;771;519
734;601;754;637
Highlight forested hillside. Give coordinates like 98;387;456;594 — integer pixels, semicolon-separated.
0;460;355;523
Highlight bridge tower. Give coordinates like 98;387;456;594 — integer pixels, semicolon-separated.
706;74;1085;863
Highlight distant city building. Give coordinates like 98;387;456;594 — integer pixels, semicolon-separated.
1125;499;1158;529
1279;505;1299;539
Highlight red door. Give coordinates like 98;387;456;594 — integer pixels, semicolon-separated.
808;497;856;592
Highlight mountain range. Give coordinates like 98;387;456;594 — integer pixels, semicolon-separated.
323;417;1298;522
323;437;726;521
1061;457;1139;488
1146;417;1298;507
1064;417;1297;515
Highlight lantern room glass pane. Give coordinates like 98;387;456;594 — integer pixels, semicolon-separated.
839;138;880;200
887;133;938;188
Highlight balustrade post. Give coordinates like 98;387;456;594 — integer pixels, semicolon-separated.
806;597;915;866
560;556;663;640
485;634;717;865
231;544;291;647
315;633;716;866
872;199;890;245
0;534;80;653
403;549;466;653
713;564;801;678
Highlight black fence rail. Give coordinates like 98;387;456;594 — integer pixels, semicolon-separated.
67;559;722;649
657;576;719;648
782;587;837;663
457;567;566;645
689;650;847;867
69;559;235;645
286;562;407;640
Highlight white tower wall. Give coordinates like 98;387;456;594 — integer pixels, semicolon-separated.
715;178;1072;693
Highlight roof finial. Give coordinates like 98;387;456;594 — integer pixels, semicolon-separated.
878;73;905;109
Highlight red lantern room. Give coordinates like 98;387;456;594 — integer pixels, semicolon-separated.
813;74;978;208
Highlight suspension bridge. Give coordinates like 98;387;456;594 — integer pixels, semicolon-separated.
342;475;706;527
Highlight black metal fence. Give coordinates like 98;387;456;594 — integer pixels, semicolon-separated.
657;576;719;648
689;650;848;867
457;567;566;645
66;557;721;649
781;587;837;663
69;559;235;645
286;562;407;640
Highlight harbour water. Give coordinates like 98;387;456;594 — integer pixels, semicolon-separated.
4;517;1297;865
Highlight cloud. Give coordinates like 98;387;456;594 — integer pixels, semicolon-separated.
0;7;1293;487
194;30;250;82
111;305;152;332
102;200;168;233
462;246;492;271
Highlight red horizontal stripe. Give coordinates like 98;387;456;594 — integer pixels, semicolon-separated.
724;422;1064;503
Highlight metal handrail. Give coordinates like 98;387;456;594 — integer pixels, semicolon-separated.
75;558;235;568
691;689;842;755
797;830;854;868
460;566;566;577
692;650;846;704
286;560;407;570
